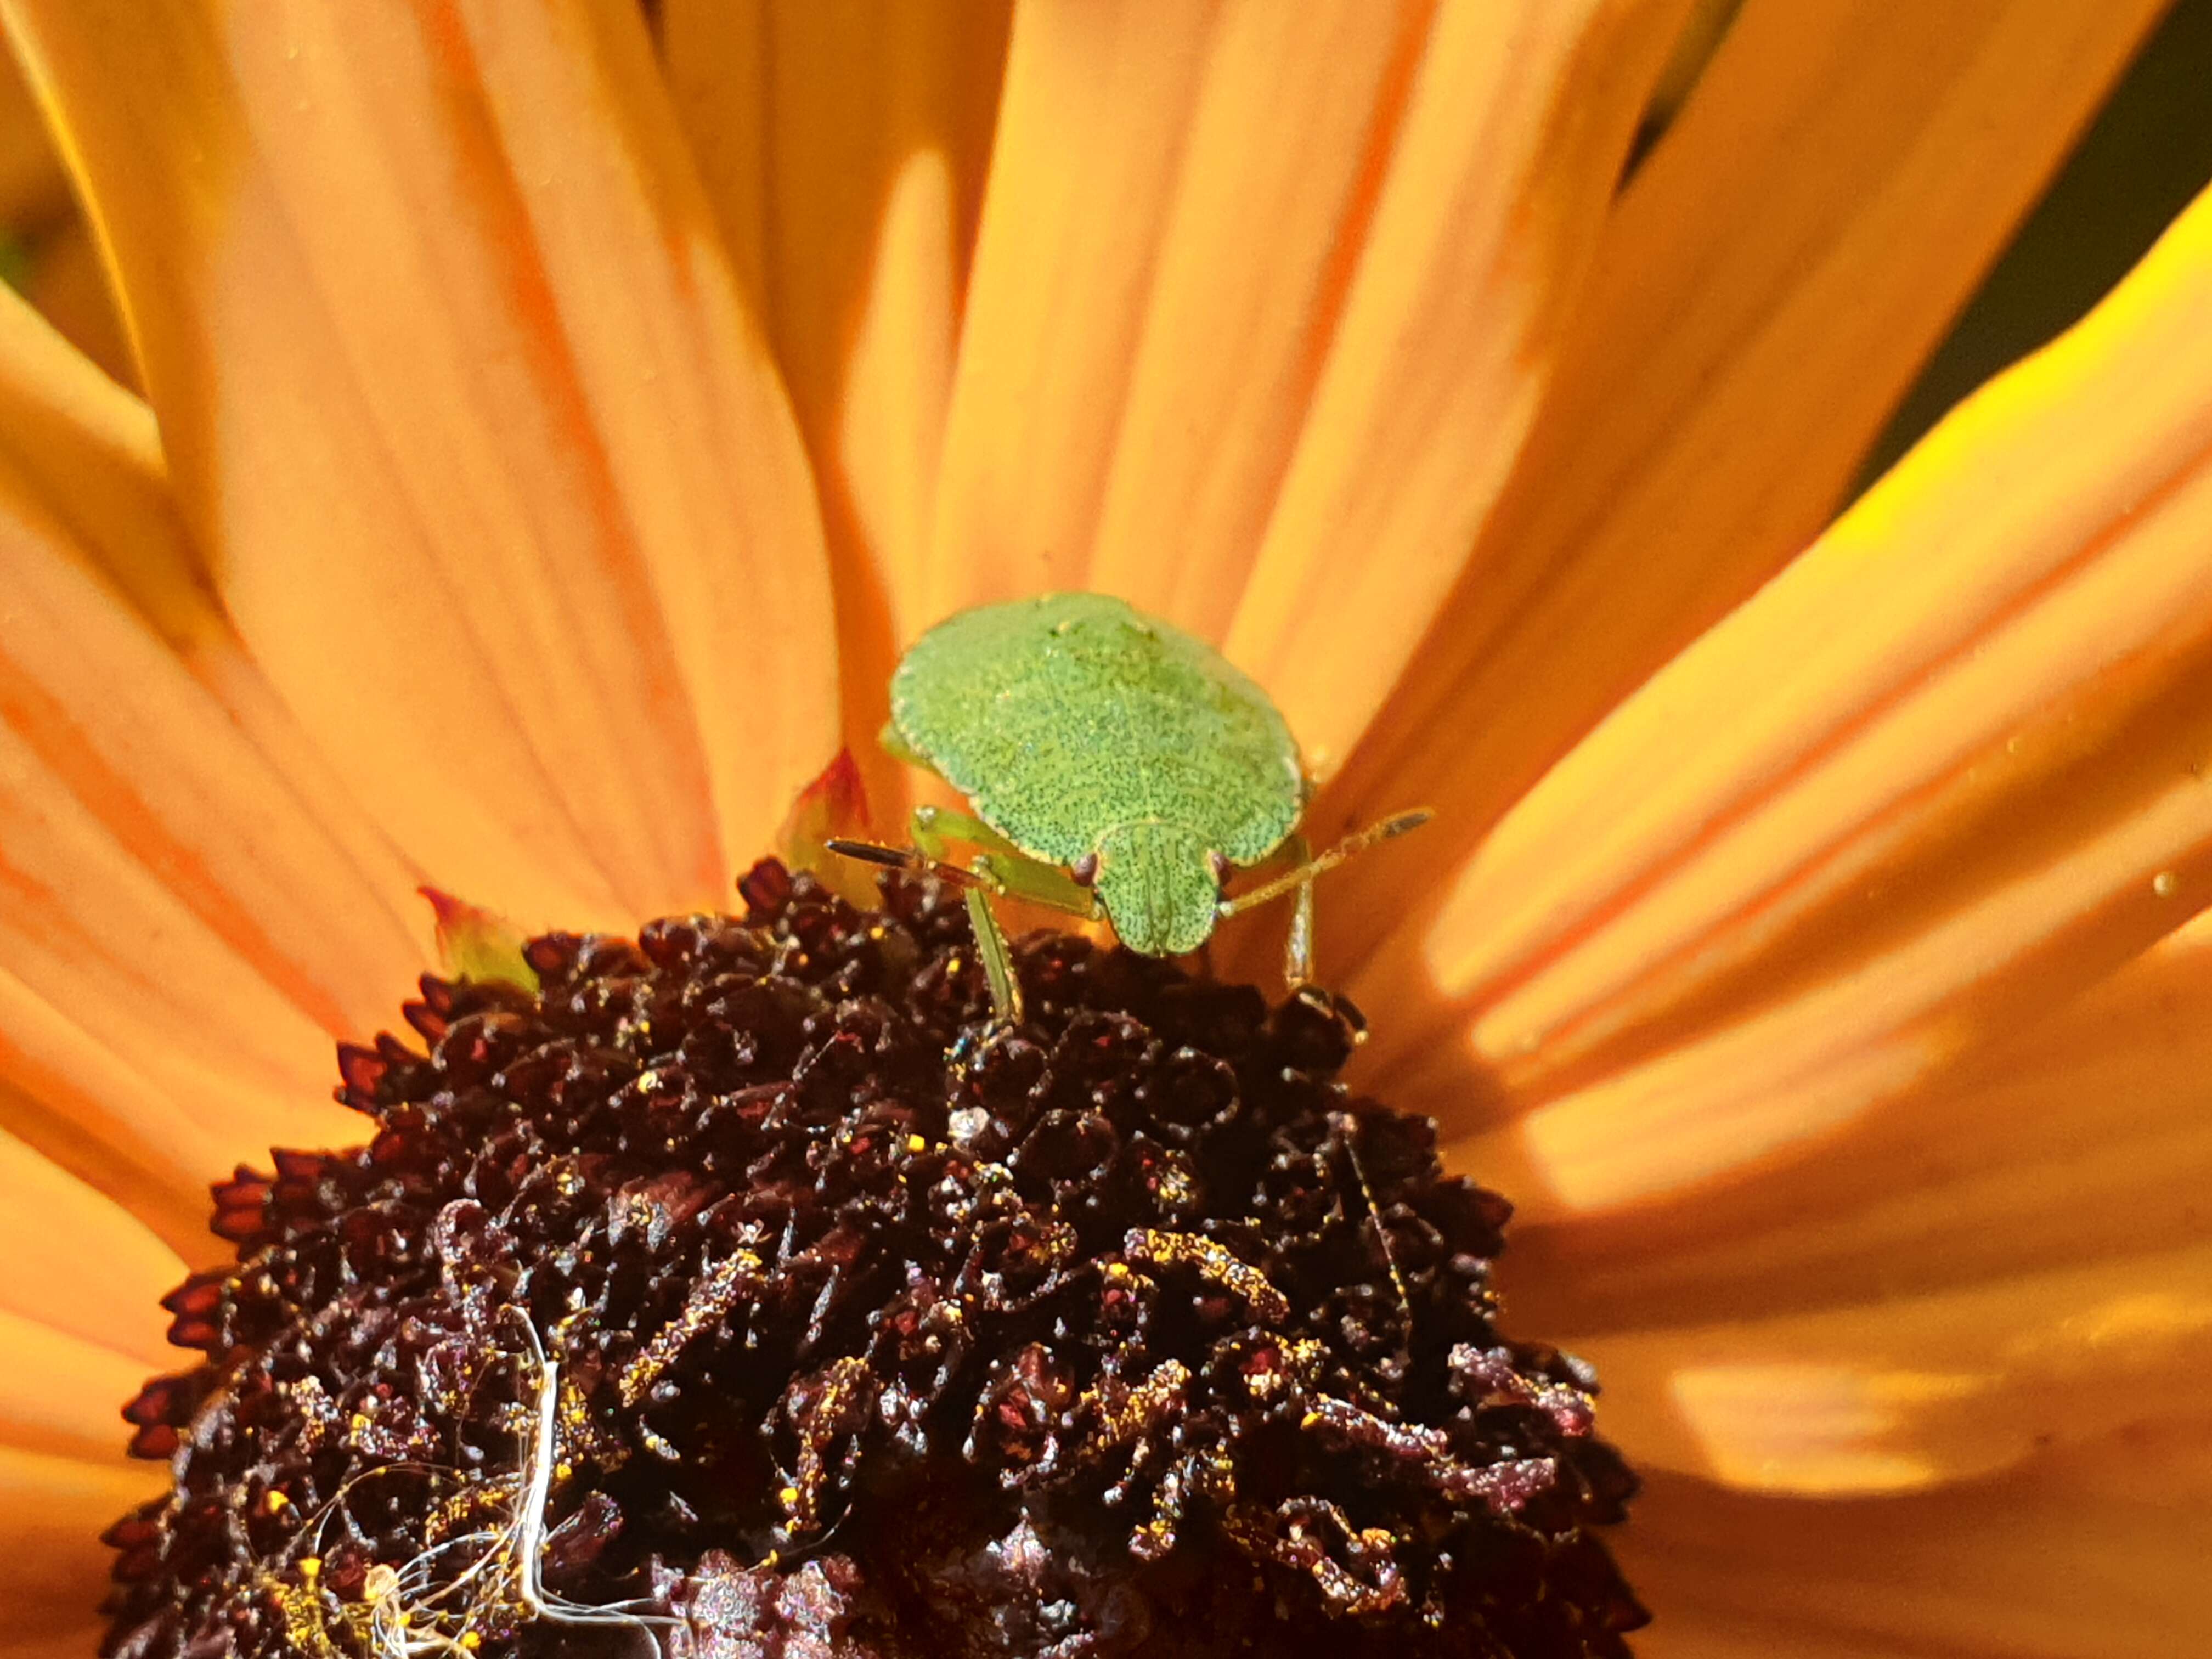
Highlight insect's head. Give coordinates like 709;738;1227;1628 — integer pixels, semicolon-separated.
1092;822;1220;957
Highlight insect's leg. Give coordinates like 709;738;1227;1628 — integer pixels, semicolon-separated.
1218;810;1433;921
909;804;1025;862
822;805;1009;893
820;836;991;891
1218;810;1434;985
1280;834;1317;988
963;887;1025;1028
1331;1110;1413;1342
970;847;1104;922
876;719;931;769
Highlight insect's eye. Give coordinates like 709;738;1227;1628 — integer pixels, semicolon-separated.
1071;853;1099;887
1208;851;1234;888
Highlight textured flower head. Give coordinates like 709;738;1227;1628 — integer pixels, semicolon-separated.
0;4;2207;1656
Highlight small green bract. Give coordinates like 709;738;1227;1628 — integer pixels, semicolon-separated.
893;592;1303;955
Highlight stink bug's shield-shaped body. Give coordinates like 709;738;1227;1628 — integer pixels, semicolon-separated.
890;594;1306;956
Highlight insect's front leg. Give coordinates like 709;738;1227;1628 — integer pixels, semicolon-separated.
821;805;1013;896
958;887;1024;1031
967;850;1104;925
913;804;1105;922
953;837;1106;1036
909;804;1024;862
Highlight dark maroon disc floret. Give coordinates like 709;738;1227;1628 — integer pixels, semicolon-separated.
103;864;1645;1659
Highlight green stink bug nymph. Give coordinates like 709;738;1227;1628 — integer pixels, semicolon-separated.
830;593;1427;1028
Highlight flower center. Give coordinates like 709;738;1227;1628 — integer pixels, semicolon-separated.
104;864;1644;1659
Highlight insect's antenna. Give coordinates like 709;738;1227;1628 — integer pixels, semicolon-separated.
1330;1110;1413;1342
822;838;992;889
1217;810;1432;919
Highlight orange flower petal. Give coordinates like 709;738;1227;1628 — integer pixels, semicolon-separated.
1316;0;2165;972
1622;1457;2212;1655
1500;911;2212;1337
19;218;136;391
1387;182;2212;1200
0;464;424;1231
0;33;65;228
0;1126;176;1369
0;1632;112;1659
1572;1242;2212;1492
0;1447;161;1639
1083;1;1435;640
923;0;1223;616
0;964;237;1257
662;0;1009;803
0;1311;148;1462
1220;0;1694;777
0;473;425;1034
0;753;364;1187
0;284;191;641
6;0;838;923
0;283;439;949
0;566;371;1203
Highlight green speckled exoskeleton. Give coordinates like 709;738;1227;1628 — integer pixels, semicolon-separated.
829;593;1428;1029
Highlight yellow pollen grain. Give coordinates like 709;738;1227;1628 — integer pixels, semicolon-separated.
907;1134;928;1154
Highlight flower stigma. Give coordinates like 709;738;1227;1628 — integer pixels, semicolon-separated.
103;864;1643;1659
